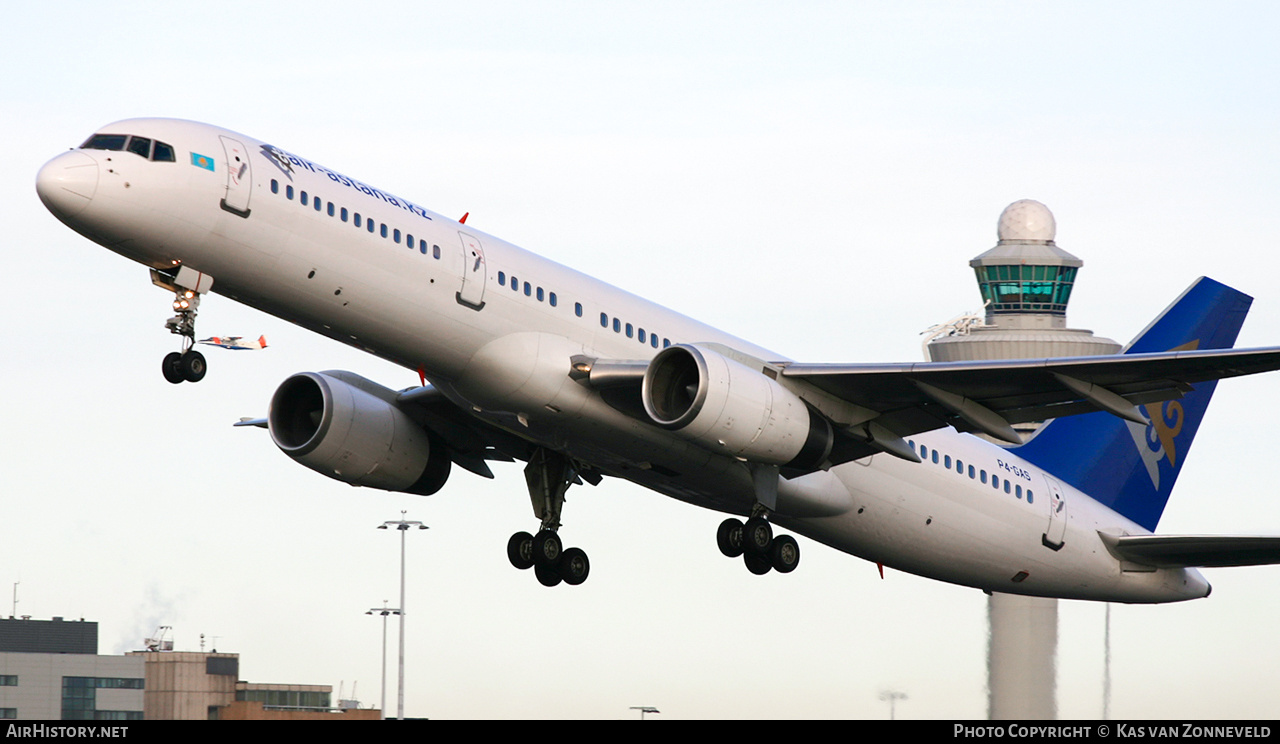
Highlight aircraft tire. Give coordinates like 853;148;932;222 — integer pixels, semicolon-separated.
532;529;562;569
559;547;590;585
716;518;745;557
507;531;535;570
534;562;563;587
744;550;772;575
743;517;772;555
179;350;207;383
771;534;800;573
162;352;185;384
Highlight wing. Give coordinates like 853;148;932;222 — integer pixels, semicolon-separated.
392;383;522;477
782;345;1280;446
1100;533;1280;568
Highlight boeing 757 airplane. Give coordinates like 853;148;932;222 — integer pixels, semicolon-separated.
35;118;1280;598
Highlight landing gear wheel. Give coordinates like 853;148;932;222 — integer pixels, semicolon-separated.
162;352;185;384
717;518;745;558
559;547;590;585
179;350;207;383
507;531;535;570
744;550;773;575
743;517;773;555
771;534;800;573
532;529;562;569
535;562;563;587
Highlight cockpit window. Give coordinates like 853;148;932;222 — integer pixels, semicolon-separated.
126;136;152;159
80;133;176;162
81;133;128;151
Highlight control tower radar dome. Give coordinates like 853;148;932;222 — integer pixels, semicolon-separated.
997;199;1056;243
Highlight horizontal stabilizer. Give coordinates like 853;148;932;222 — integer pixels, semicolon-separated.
1100;533;1280;568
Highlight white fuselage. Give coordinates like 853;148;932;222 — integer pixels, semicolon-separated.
37;118;1210;603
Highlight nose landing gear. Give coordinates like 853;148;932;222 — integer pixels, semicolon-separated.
162;290;207;384
151;267;213;384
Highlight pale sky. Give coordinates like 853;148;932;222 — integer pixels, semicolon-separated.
4;1;1280;719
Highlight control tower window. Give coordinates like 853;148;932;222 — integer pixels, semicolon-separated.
975;264;1076;314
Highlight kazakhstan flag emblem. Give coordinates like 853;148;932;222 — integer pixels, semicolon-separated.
190;153;215;171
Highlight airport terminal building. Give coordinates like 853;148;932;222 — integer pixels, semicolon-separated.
0;616;373;720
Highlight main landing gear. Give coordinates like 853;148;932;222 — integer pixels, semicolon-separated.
716;511;800;576
506;448;597;587
161;288;206;384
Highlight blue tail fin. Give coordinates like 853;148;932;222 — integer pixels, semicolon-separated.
1011;277;1252;531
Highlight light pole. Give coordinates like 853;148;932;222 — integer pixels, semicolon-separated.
366;601;402;720
880;689;907;720
378;511;427;719
630;706;660;720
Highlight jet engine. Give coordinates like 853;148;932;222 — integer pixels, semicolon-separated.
642;344;833;470
268;371;450;495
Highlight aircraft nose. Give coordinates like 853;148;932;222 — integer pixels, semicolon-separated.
36;150;99;220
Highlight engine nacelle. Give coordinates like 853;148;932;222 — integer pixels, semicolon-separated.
268;371;450;495
642;344;833;470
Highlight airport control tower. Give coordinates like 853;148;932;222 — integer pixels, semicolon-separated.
925;200;1118;720
928;198;1119;366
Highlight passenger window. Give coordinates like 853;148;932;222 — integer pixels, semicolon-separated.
380;224;388;238
394;228;402;244
511;277;519;292
651;335;659;348
931;450;939;464
341;207;349;222
537;287;544;302
956;459;964;473
314;198;322;212
328;202;335;217
613;318;621;333
433;245;441;259
126;137;151;158
626;323;633;338
638;329;646;343
355;213;362;227
271;180;279;194
968;465;975;478
152;141;175;162
286;185;294;200
368;220;375;234
1004;481;1011;494
1027;490;1034;503
301;191;309;206
524;282;531;297
944;455;952;468
498;271;506;286
1015;485;1022;499
992;476;1000;490
663;339;671;347
575;302;583;317
980;470;987;484
549;293;557;307
407;233;413;247
600;313;608;328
